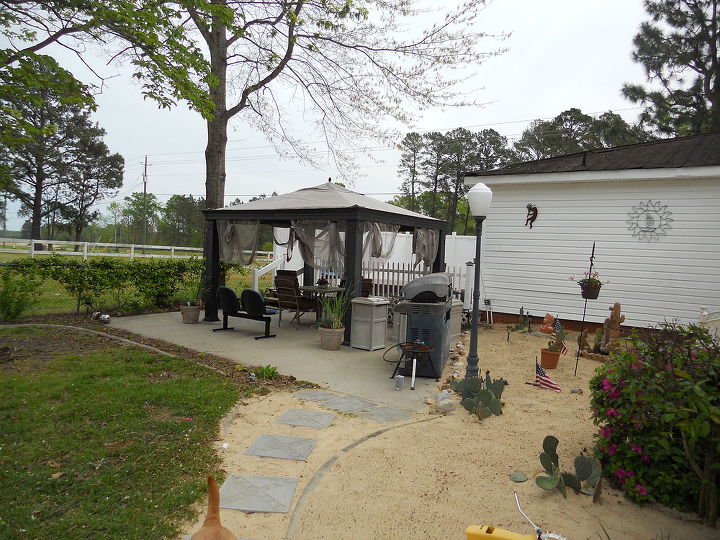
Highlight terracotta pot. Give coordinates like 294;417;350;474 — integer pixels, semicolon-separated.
540;348;561;369
180;304;201;324
319;326;345;350
580;283;601;299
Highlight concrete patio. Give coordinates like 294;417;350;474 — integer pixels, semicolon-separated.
110;311;452;411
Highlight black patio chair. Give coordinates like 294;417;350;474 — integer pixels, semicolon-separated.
213;286;277;339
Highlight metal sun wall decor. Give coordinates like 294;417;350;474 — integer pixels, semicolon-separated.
627;199;673;241
525;203;538;229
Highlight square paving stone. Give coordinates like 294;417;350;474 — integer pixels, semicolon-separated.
321;395;376;413
358;406;412;424
244;434;317;461
276;409;336;428
293;390;337;402
220;474;298;513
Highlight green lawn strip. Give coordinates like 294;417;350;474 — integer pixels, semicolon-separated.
0;330;239;539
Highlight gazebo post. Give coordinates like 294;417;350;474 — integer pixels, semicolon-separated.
202;218;221;322
432;229;446;273
342;218;364;345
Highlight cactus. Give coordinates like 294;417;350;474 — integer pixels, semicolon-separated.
535;435;602;501
453;371;506;421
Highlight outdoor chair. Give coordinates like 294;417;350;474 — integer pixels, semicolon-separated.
213;286;277;339
275;277;319;327
339;278;374;297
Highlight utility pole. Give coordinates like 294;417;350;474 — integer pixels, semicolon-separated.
142;155;148;248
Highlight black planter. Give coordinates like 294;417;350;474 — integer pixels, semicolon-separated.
580;283;601;299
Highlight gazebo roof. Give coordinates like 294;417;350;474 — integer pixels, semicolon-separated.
205;182;448;231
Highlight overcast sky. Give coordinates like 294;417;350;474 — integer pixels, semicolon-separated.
5;0;650;232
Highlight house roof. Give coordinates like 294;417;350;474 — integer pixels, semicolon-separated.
467;131;720;177
205;181;448;231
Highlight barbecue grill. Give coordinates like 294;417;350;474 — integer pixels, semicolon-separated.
393;273;452;378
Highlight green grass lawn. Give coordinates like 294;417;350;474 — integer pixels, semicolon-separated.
0;326;239;539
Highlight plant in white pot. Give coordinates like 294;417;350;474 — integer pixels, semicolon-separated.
318;289;352;350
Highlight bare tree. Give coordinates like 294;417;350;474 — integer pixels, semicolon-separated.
181;0;505;209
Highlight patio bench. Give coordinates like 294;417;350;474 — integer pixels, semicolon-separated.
213;287;277;339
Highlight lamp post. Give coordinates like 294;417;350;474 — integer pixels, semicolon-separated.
465;183;492;380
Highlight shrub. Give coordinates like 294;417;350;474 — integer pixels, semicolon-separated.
0;266;41;321
590;323;720;526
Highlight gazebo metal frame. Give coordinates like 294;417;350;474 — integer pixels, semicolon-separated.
202;188;449;344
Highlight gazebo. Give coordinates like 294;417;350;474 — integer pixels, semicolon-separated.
202;182;449;342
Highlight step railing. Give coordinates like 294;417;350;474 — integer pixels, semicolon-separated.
252;254;287;291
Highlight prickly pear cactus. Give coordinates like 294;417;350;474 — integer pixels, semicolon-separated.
452;371;505;421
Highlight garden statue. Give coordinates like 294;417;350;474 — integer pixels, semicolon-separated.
579;303;626;360
514;307;532;332
600;302;625;353
577;329;590;351
539;313;555;334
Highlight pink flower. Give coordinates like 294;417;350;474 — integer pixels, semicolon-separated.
631;362;641;370
607;368;615;373
606;408;620;418
635;483;648;496
664;364;673;372
600;426;613;438
631;444;643;453
614;468;627;480
610;388;621;399
602;378;613;391
607;444;618;456
641;454;650;463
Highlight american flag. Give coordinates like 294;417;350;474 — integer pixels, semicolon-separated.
536;362;562;392
552;317;568;355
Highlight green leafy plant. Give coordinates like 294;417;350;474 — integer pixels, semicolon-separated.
536;435;602;500
251;365;279;380
590;323;720;526
0;267;41;322
547;323;567;353
451;370;506;421
319;288;352;329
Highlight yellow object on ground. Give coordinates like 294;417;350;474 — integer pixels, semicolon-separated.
465;525;537;540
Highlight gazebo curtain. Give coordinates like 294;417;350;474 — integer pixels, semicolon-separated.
273;220;402;271
218;218;430;270
413;228;439;267
217;220;259;264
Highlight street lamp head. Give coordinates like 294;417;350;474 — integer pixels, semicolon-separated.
467;183;493;218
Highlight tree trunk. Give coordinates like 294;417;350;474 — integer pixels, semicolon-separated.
31;167;44;251
204;18;229;210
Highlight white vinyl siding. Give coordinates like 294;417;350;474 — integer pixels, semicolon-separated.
480;177;720;328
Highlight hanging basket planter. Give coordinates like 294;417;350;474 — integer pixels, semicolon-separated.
580;283;601;300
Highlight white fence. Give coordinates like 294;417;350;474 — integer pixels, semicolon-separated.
0;238;272;261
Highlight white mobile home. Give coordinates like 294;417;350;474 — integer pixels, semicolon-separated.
464;133;720;328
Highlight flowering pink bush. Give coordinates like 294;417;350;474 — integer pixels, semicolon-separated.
590;323;720;522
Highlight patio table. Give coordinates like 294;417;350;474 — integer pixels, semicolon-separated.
299;285;345;322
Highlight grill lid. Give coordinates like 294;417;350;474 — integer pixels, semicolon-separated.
402;273;451;303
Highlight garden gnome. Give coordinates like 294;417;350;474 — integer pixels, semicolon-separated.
539;313;555;334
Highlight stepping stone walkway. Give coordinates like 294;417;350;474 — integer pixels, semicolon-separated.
293;389;412;423
217;390;413;530
244;434;317;461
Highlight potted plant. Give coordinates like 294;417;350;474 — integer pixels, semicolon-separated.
540;323;566;369
569;271;606;300
318;289;351;350
179;277;204;324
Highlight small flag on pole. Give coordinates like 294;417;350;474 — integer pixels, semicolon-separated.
536;362;562;392
552;317;568;355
